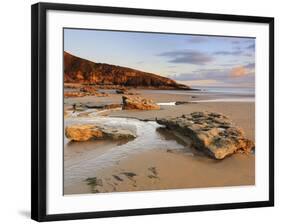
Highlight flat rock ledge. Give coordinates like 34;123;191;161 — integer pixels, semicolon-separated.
85;103;121;110
122;95;160;110
156;112;254;159
65;124;136;142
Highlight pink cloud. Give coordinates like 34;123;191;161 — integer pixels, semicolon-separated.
230;66;249;77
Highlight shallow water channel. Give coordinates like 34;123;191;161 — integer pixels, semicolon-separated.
64;114;189;189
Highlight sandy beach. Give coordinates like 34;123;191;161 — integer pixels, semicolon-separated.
64;88;255;195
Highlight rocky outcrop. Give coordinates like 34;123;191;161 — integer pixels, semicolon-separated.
64;90;108;98
64;51;191;90
85;103;121;110
156;112;254;159
65;124;136;142
64;92;87;98
122;95;160;110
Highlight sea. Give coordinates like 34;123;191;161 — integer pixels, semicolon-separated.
143;86;255;103
194;86;255;95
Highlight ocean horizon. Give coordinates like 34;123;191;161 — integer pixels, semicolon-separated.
192;85;255;95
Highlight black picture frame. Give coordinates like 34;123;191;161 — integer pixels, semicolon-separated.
31;2;274;222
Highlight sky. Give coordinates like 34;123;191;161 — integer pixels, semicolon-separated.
64;28;255;88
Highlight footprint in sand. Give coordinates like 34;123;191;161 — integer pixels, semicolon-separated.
120;172;138;186
112;174;123;182
147;166;159;179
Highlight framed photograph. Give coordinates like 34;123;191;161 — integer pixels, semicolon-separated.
31;2;274;222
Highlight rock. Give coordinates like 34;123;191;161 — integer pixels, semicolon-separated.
65;124;136;142
102;128;136;140
64;83;83;89
80;86;97;93
65;124;103;141
64;90;108;98
122;95;160;110
116;89;138;95
95;92;109;97
116;89;126;94
175;101;193;105
103;104;121;109
85;103;121;109
64;92;87;98
156;112;254;159
126;91;139;95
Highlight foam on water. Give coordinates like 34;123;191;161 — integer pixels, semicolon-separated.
157;102;176;106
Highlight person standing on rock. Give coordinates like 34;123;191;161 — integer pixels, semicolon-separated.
72;103;76;113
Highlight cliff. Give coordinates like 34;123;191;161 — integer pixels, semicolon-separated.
64;51;190;90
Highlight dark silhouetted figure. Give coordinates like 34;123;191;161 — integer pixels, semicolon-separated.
72;103;76;113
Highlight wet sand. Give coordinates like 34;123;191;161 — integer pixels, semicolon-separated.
64;89;255;194
89;151;254;194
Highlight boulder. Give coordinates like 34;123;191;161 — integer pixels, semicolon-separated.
122;95;160;110
156;112;254;159
65;124;136;142
65;124;103;141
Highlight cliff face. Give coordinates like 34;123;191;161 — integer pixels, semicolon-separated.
64;51;190;89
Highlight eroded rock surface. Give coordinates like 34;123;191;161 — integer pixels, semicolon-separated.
156;112;254;159
122;95;160;110
65;124;136;142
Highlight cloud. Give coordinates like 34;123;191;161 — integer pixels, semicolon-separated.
217;62;239;67
246;43;255;50
186;36;209;43
244;62;255;69
213;46;255;57
233;46;241;50
169;69;229;81
168;64;254;86
177;79;222;87
231;39;252;43
158;50;213;65
244;53;254;57
231;40;241;44
230;66;248;77
213;50;244;56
